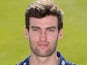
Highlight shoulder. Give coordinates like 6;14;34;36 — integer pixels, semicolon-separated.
15;56;29;65
57;52;77;65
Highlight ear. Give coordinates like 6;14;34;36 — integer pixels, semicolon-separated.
24;28;29;39
58;29;63;40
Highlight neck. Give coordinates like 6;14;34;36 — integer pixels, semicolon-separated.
30;51;59;65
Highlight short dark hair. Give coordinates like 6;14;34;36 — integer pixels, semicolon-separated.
25;0;63;31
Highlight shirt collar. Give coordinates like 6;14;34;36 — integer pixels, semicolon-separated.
17;52;76;65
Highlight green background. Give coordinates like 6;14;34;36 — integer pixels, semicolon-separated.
0;0;87;65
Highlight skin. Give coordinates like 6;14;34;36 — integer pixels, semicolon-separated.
25;15;63;65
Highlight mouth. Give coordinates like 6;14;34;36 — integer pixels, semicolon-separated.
37;42;49;49
38;44;48;47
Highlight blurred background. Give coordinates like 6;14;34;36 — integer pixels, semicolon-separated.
0;0;87;65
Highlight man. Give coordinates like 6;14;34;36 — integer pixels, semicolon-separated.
16;0;76;65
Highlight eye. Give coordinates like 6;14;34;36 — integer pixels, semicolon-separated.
48;29;55;32
32;28;39;31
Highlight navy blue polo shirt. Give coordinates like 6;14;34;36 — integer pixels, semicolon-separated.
16;52;77;65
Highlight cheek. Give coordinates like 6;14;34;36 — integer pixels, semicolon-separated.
47;34;58;50
29;32;40;49
47;33;58;49
47;32;58;42
29;32;40;43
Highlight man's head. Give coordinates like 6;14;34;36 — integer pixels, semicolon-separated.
25;0;63;57
25;0;63;31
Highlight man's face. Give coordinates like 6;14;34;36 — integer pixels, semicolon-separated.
27;15;61;57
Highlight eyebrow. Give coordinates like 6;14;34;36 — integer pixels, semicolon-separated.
46;26;56;30
31;26;40;29
31;26;56;30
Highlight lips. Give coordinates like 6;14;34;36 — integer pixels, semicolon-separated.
38;44;48;47
37;41;49;49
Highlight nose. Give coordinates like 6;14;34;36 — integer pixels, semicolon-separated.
40;31;47;41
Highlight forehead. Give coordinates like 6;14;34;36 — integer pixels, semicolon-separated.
29;15;58;28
